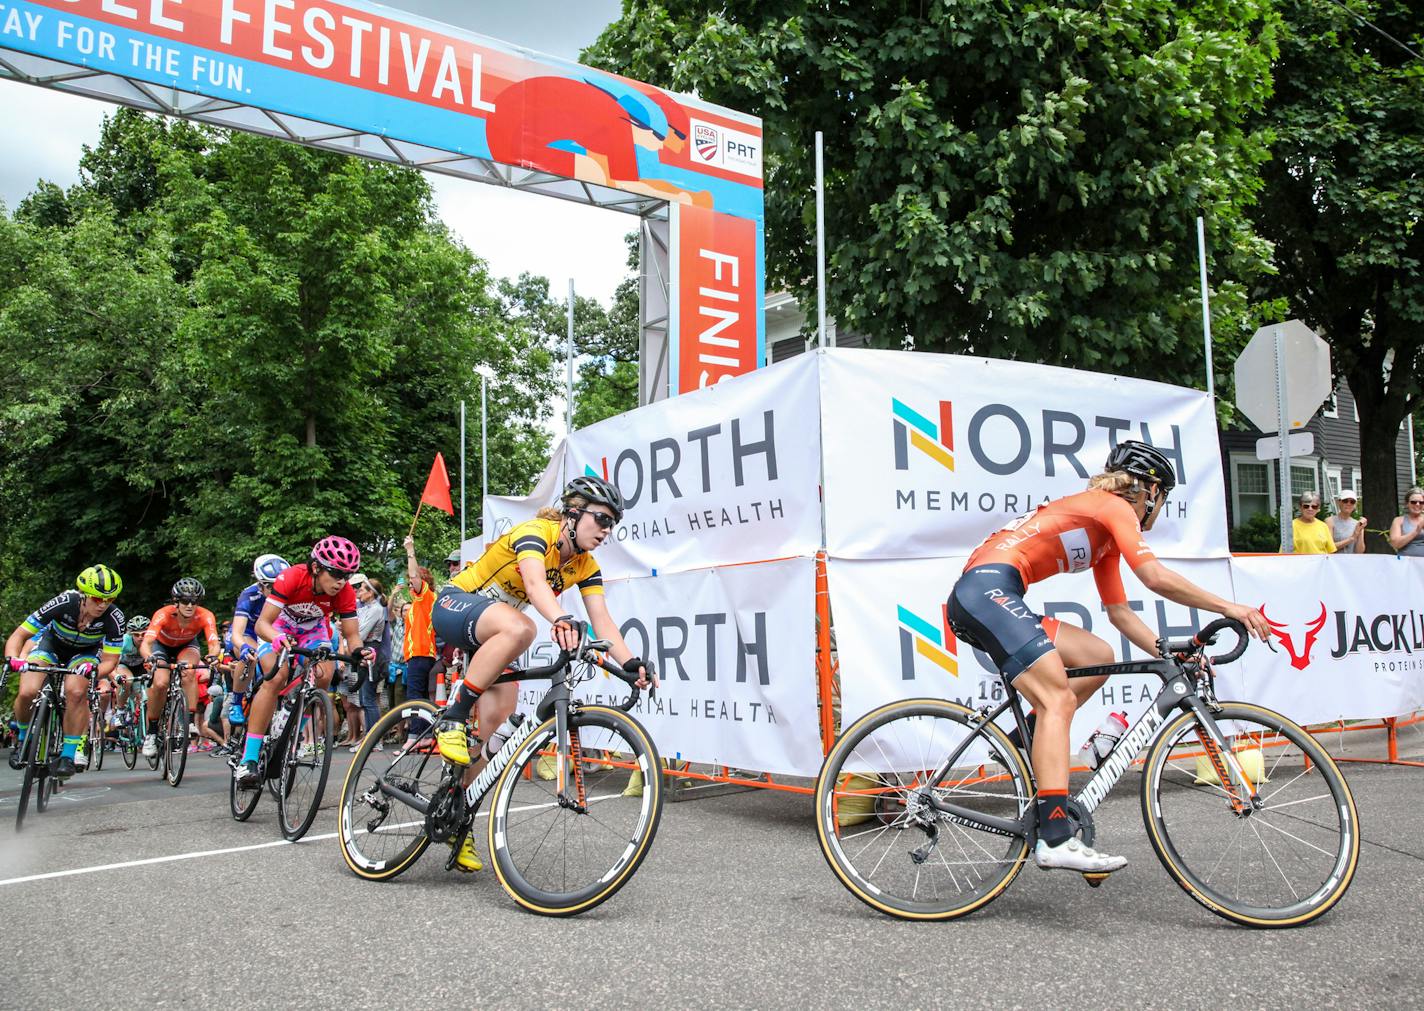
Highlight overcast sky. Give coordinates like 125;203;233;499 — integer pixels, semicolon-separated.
0;1;632;304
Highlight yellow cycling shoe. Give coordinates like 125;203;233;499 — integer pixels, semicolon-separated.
452;834;483;873
622;768;644;798
535;754;558;781
435;721;470;767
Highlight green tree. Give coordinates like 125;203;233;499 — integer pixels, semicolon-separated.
586;1;1279;383
573;233;640;429
1247;0;1423;545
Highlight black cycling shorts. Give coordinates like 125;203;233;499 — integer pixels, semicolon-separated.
947;564;1057;681
431;589;498;654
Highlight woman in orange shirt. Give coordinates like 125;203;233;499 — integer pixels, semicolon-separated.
402;534;437;707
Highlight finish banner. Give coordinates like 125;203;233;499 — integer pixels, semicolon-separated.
820;349;1229;561
510;557;822;778
1226;555;1424;724
487;354;822;580
671;203;763;393
827;555;1238;745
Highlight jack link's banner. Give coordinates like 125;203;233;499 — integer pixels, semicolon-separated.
510;557;822;777
827;555;1238;747
485;354;822;580
1;0;766;394
1225;555;1424;724
820;349;1230;561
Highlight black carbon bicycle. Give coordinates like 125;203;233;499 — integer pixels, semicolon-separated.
815;618;1359;927
229;644;344;841
338;627;663;916
147;658;197;787
11;662;77;830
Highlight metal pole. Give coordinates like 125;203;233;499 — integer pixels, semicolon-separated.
480;372;488;542
1410;414;1418;487
459;399;466;548
1275;326;1293;552
1197;216;1214;401
566;278;576;433
815;131;827;349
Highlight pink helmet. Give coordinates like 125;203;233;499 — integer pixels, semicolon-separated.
311;535;361;573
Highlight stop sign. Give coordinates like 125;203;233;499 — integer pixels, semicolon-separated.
1233;320;1332;432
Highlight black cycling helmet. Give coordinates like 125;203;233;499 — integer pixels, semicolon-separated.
171;576;206;601
1105;440;1176;493
562;475;625;521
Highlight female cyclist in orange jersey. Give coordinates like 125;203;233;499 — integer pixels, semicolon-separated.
947;441;1270;873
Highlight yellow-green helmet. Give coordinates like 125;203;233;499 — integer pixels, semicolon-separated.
76;564;122;599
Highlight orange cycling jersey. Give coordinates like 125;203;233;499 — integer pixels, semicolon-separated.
144;604;222;653
964;489;1157;606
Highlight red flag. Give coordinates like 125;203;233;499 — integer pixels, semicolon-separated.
421;453;455;515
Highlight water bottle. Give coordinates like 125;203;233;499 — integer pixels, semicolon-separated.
483;713;525;760
269;705;290;740
1079;711;1129;770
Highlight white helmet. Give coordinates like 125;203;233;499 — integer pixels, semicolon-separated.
253;554;290;584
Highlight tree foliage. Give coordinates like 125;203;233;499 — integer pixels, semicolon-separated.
586;0;1280;382
1248;0;1424;542
0;110;563;626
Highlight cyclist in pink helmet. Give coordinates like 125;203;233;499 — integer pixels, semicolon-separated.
233;536;373;786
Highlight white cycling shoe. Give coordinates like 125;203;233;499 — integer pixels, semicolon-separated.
141;734;159;758
1034;837;1127;873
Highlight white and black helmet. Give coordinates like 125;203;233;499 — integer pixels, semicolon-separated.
172;577;206;601
253;554;290;584
562;475;625;520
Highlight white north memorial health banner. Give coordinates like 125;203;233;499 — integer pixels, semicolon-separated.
484;354;822;581
827;555;1238;748
507;557;822;778
1225;555;1424;724
820;349;1229;562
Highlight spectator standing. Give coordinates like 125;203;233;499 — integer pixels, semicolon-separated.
353;575;387;750
1329;492;1367;554
403;535;438;707
1289;491;1336;554
1390;487;1424;557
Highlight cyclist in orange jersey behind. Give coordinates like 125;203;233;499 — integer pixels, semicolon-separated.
139;577;221;760
947;441;1271;874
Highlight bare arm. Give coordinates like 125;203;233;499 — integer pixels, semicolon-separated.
1133;559;1271;640
1105;603;1162;658
253;600;283;644
404;535;424;595
4;623;30;658
1389;517;1416;551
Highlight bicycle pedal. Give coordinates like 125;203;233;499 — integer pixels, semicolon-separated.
1081;871;1112;888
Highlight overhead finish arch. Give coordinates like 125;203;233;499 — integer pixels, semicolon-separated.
0;0;765;400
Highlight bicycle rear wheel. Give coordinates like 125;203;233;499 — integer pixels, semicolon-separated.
121;718;138;770
488;705;664;916
164;695;189;787
14;703;46;831
1141;702;1360;928
278;688;334;841
815;698;1033;921
338;700;441;881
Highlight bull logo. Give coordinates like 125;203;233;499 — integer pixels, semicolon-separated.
1259;602;1328;671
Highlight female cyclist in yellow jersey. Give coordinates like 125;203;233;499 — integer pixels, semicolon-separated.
430;475;656;872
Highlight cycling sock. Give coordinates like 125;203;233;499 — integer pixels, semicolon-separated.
147;718;160;736
15;726;27;744
62;735;82;759
242;734;262;764
1036;789;1072;846
229;690;244;709
1006;710;1037;751
443;683;477;724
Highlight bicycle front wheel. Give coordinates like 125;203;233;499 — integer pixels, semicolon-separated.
338;700;441;881
14;702;47;831
815;698;1033;921
89;710;105;772
488;705;664;916
121;721;138;770
278;688;334;841
1141;702;1360;928
164;696;189;787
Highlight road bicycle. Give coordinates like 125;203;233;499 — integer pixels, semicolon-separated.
80;671;107;773
815;618;1359;928
147;658;203;787
338;627;663;916
113;670;150;771
228;644;344;842
11;662;80;830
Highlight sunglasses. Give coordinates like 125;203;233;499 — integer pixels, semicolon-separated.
1301;503;1319;509
579;509;618;530
1410;500;1424;506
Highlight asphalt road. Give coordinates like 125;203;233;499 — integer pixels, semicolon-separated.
1;747;1422;1009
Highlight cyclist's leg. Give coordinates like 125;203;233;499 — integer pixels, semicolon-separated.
145;644;174;738
1044;619;1112;706
432;593;532;759
176;644;202;714
237;642;291;778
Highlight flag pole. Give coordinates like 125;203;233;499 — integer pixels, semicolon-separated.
407;501;424;539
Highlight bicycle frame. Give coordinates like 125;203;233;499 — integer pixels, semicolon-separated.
922;656;1259;837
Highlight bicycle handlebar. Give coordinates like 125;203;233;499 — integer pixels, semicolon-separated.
288;644;370;667
1166;617;1250;666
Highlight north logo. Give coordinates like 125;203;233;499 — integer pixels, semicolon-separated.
892;399;954;472
897;603;959;679
694;123;719;162
1260;602;1328;671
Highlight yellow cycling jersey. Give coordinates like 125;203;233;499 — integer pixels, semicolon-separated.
452;518;604;610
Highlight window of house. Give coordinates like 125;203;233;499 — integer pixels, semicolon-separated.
1322;390;1339;419
1290;462;1319;496
1232;457;1273;524
1325;466;1342;502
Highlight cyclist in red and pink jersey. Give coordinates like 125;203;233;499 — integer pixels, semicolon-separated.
233;536;371;786
948;441;1270;874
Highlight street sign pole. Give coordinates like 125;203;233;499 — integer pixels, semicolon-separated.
1275;326;1292;552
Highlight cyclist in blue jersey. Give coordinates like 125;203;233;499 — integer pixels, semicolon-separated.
227;554;289;728
4;566;125;777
